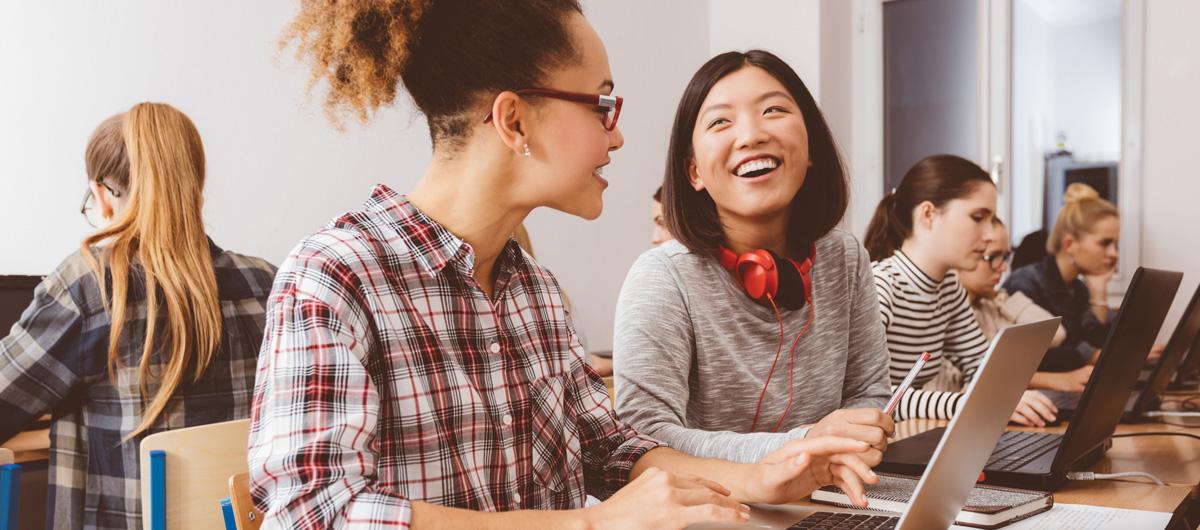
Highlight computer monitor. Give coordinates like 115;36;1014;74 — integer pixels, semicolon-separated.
0;275;43;335
1043;158;1118;230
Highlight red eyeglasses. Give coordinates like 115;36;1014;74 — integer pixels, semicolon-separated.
483;88;624;131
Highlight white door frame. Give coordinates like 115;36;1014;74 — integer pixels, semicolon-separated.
853;0;1144;299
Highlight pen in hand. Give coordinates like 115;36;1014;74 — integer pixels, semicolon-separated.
883;352;930;416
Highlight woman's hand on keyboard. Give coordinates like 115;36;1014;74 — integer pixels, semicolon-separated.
1010;390;1058;427
742;436;879;508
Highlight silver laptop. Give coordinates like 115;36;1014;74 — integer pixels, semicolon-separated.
695;317;1061;530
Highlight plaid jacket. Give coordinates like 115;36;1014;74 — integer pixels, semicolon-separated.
0;240;276;529
247;185;660;529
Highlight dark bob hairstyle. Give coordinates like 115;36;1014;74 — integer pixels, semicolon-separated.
661;49;848;258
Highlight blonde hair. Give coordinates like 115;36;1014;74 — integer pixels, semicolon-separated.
81;103;222;439
1047;183;1119;254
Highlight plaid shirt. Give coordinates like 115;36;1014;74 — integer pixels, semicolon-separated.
0;241;276;530
248;184;660;529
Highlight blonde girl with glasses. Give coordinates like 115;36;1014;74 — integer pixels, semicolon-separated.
0;103;276;529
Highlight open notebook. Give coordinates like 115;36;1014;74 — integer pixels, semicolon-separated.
812;473;1053;529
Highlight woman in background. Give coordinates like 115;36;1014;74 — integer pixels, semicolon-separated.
958;218;1086;391
1004;183;1128;372
0;103;276;529
864;154;1057;426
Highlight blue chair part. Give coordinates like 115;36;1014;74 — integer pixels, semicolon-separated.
0;463;21;530
149;450;166;530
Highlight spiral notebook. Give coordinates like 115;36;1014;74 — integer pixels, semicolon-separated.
812;473;1054;529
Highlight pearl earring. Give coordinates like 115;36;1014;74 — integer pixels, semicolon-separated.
523;144;532;157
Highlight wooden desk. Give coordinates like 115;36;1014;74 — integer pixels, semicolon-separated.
2;427;49;464
890;418;1200;513
1;414;52;464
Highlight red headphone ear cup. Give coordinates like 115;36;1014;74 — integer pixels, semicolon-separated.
737;250;778;303
767;251;804;310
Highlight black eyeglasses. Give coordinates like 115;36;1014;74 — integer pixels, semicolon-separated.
983;250;1013;270
80;180;123;228
483;87;624;131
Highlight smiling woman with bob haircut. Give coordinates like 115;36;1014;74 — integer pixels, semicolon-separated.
614;49;895;468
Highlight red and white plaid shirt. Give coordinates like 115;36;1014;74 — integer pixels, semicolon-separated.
248;184;661;529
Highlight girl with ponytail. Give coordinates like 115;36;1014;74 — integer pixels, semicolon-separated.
248;2;878;528
0;102;276;528
864;155;1058;426
1004;183;1125;372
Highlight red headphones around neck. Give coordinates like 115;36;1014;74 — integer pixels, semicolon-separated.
716;244;818;432
716;245;815;311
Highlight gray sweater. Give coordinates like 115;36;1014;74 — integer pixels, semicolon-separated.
613;231;892;463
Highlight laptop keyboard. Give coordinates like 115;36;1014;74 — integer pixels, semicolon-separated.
789;512;897;529
985;431;1062;471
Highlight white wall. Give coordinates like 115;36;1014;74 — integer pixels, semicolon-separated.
707;0;821;102
0;1;719;353
0;1;431;275
1052;18;1122;162
1011;0;1055;241
1143;0;1200;339
1009;3;1120;242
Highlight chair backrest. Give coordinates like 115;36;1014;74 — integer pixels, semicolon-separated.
139;419;251;530
0;448;19;530
227;473;263;530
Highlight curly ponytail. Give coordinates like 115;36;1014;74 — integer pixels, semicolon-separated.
282;0;583;147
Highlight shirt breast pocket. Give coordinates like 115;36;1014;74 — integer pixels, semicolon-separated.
529;374;582;494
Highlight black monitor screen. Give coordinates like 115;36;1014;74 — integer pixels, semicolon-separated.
1064;167;1115;203
0;276;43;335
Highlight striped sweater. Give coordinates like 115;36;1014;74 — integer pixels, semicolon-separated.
872;251;989;420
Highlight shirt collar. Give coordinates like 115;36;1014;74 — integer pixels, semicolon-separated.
363;184;470;276
362;184;530;278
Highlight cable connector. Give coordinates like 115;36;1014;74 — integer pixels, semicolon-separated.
1144;410;1200;417
1067;470;1165;486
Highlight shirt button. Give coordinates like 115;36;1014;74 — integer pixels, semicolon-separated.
502;414;513;425
489;342;501;353
513;492;522;504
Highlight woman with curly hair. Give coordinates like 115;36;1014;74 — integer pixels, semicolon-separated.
246;2;879;529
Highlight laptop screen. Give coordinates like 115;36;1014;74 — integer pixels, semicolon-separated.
1177;329;1200;384
0;275;43;336
1053;268;1183;474
1137;284;1200;410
